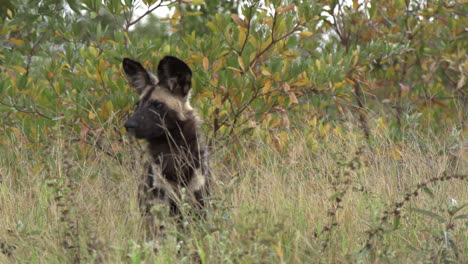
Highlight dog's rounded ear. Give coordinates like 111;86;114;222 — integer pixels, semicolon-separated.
122;58;156;94
157;56;192;98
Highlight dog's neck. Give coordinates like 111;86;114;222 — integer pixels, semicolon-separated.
147;118;202;158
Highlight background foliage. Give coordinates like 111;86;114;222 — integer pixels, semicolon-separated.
1;0;465;146
0;0;466;263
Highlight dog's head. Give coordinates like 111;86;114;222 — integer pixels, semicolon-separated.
122;56;193;139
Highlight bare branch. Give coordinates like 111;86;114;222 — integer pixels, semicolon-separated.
125;0;177;31
0;98;53;120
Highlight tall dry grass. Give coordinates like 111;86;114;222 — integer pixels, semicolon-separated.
0;120;466;263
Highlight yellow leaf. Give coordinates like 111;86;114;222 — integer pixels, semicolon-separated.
213;95;222;108
89;111;96;120
231;14;246;28
277;19;286;33
277;132;288;149
203;57;209;70
377;117;387;129
209;79;218;87
53;82;60;95
336;102;345;115
186;11;203;16
289;92;299;104
457;74;465;90
12;66;27;74
278;95;285;105
309;116;317;126
54;30;63;37
238;56;245;71
353;53;359;66
163;44;171;53
421;62;427;71
206;21;217;31
172;10;181;20
292;80;307;86
280;110;290;129
99;37;117;46
226;66;242;72
249;37;258;48
238;27;247;46
32;163;45;175
270;118;281;128
299;31;313;37
191;0;204;5
215;13;222;25
261;67;271;76
8;37;24;46
47;72;54;79
261;80;272;93
274;244;283;257
218;50;230;57
105;100;114;113
333;126;342;136
319;123;331;138
334;81;345;88
391;148;402;161
270;131;288;152
315;59;321;69
213;60;223;72
99;103;109;119
89;46;98;57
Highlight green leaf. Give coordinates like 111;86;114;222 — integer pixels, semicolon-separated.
52;116;65;121
28;230;43;236
449;203;467;216
124;0;133;7
66;0;82;15
328;191;342;201
422;186;434;198
411;207;446;223
393;215;401;229
454;214;468;220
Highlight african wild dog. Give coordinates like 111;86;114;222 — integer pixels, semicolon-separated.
122;56;210;230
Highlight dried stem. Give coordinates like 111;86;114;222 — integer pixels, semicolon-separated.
361;173;468;252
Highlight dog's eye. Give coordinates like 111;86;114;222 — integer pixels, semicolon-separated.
152;102;163;109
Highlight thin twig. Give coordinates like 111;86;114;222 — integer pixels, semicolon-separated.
238;2;258;55
0;98;53;120
125;0;177;31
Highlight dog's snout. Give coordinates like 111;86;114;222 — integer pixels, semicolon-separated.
124;118;138;130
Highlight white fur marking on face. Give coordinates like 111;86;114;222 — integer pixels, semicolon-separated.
139;85;153;100
149;86;193;120
148;72;158;85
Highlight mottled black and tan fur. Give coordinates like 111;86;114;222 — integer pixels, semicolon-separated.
122;56;210;227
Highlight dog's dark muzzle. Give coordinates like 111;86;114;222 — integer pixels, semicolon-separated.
124;118;138;136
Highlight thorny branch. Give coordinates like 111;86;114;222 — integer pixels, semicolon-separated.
361;173;468;253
